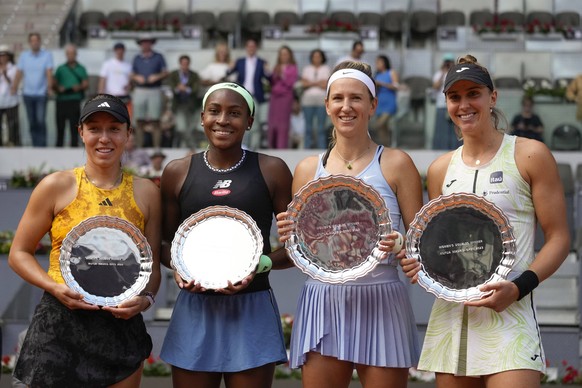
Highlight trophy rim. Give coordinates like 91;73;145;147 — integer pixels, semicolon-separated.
59;215;153;307
285;175;392;284
406;193;516;302
171;205;263;290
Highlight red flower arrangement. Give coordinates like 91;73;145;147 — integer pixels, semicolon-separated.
306;18;359;34
473;18;519;34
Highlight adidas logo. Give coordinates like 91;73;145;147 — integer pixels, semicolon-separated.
97;102;111;108
99;198;113;206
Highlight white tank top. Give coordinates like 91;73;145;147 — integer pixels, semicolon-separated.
442;134;535;276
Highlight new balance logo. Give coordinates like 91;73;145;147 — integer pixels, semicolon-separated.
97;102;111;108
99;198;113;206
456;67;470;73
213;180;232;189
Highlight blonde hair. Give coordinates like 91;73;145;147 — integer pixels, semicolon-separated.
214;42;230;63
326;61;376;148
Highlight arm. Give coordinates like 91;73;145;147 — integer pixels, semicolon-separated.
97;77;106;94
399;153;452;282
379;148;423;256
258;154;294;270
10;69;22;95
466;139;570;311
276;156;319;244
566;77;579;102
46;67;54;96
8;172;99;310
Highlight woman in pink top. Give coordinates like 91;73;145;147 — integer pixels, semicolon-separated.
267;45;298;149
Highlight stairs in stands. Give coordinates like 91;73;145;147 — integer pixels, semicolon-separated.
0;0;74;54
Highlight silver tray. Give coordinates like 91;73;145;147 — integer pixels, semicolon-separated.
60;215;153;307
171;205;263;290
406;193;516;302
285;175;392;284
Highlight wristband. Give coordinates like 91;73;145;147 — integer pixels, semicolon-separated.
139;291;155;311
257;255;272;273
512;270;539;301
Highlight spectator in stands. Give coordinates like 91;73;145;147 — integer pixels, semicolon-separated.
276;60;421;388
98;42;132;104
200;41;231;89
131;34;168;148
267;45;298;149
168;55;201;149
0;44;20;146
400;55;569;388
53;44;89;147
289;94;305;149
335;40;365;65
510;95;544;142
566;75;582;125
226;38;271;149
123;132;151;173
432;53;460;150
11;32;53;147
140;150;166;186
300;48;330;149
373;54;399;146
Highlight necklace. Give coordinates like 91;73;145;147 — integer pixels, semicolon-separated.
203;149;246;173
335;144;371;170
84;167;123;190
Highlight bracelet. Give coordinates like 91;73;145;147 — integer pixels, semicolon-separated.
256;255;272;273
512;270;539;301
139;291;155;311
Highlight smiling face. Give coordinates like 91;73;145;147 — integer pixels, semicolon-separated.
201;89;253;149
445;80;496;135
79;111;130;166
325;78;377;138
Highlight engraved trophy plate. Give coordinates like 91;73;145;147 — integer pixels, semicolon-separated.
171;206;263;290
406;193;516;302
60;216;153;307
285;175;393;284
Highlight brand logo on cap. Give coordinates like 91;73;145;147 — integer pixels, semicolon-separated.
97;102;111;108
456;67;470;73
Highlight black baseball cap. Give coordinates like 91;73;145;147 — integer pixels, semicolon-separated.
443;63;495;94
79;96;131;125
113;42;125;50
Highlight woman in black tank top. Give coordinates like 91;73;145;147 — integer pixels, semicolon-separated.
160;83;293;388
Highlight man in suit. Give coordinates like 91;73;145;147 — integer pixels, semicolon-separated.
227;38;270;149
168;54;200;149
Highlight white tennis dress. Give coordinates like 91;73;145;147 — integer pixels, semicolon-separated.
418;134;546;376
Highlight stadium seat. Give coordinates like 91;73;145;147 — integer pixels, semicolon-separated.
552;124;582;151
469;10;494;27
243;11;271;40
438;10;466;26
526;11;554;26
273;11;300;28
555;11;581;28
357;11;381;28
381;10;405;37
301;11;325;26
498;11;525;27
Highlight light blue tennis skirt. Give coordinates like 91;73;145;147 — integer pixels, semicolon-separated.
290;265;420;368
161;288;288;372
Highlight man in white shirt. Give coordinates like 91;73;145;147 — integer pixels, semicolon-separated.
98;42;132;102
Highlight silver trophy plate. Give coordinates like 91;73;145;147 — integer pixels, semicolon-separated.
60;215;153;307
171;205;263;290
285;175;393;284
406;193;516;302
